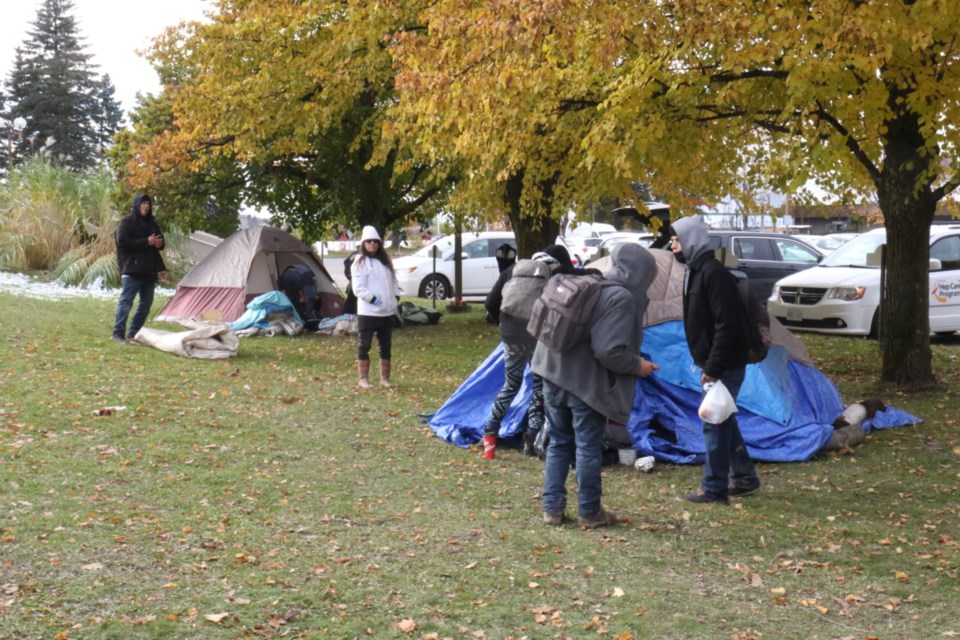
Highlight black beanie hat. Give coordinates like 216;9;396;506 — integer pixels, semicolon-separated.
542;244;574;271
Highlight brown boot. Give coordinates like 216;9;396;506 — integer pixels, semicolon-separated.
380;360;392;387
357;360;372;389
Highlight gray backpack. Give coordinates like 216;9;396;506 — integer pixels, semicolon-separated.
500;259;557;320
526;273;621;352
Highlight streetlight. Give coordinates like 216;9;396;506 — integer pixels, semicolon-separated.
4;116;27;170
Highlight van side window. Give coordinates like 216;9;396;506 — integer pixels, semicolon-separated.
930;235;960;271
775;239;821;264
733;237;775;261
463;239;489;259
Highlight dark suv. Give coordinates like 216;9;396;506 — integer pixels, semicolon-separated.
706;231;824;300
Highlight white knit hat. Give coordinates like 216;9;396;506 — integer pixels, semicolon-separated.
360;225;382;243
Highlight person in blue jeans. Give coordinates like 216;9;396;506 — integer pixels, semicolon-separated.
670;215;761;504
113;194;165;344
531;243;659;528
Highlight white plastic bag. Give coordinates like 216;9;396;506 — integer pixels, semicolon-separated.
698;381;737;423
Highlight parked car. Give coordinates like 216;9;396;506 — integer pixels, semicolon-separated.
705;231;824;301
592;232;656;262
768;225;960;336
393;231;516;300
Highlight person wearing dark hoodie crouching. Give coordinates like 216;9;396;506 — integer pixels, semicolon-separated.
112;194;165;344
670;215;761;504
532;243;659;528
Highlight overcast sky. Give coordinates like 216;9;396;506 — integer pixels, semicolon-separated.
1;0;210;119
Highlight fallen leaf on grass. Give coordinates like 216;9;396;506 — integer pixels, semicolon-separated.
396;618;417;633
612;587;625;597
895;571;910;583
205;612;230;623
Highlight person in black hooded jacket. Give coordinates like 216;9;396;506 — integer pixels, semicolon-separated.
670;215;760;504
112;194;165;343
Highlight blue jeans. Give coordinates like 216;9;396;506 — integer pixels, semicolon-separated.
700;367;759;497
541;380;606;518
113;274;157;338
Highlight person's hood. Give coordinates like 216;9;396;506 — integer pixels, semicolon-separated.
131;193;153;218
360;225;381;242
670;215;711;263
542;244;575;273
607;243;657;306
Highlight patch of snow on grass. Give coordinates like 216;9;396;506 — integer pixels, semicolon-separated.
0;272;175;302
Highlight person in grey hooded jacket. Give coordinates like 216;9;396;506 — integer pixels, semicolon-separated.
532;243;659;528
670;215;761;505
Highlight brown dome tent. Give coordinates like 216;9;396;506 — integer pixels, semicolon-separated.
156;226;343;324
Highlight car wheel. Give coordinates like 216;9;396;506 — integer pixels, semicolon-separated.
419;274;451;300
868;308;880;339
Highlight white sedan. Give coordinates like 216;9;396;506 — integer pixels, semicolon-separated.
768;226;960;336
393;231;516;299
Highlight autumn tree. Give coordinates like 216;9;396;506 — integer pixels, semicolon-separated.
109;89;242;237
128;0;451;242
565;0;958;389
386;1;636;256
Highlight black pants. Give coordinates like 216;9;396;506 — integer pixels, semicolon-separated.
357;315;393;360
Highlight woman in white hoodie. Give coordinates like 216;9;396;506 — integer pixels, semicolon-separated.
352;226;399;388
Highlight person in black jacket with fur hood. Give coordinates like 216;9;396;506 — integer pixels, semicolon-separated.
112;194;165;344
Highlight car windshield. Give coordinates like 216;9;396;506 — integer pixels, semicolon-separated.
821;231;887;268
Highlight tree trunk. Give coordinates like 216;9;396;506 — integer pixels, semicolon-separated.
876;108;938;389
504;170;562;258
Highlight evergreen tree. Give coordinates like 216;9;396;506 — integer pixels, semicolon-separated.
5;0;119;170
90;74;123;158
0;87;8;172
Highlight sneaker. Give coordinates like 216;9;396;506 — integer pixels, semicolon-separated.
728;483;761;498
578;508;618;529
683;491;729;505
543;511;564;526
111;334;129;345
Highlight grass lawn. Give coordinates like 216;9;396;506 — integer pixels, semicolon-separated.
0;291;958;640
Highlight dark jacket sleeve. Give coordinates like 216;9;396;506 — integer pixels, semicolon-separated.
700;262;749;379
485;264;514;324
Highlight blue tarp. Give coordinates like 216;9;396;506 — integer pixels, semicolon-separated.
426;320;921;463
228;291;303;331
